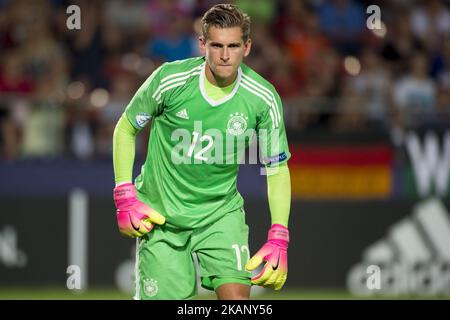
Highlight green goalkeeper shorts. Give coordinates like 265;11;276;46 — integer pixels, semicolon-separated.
134;207;251;300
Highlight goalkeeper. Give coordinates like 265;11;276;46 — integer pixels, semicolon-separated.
113;4;291;300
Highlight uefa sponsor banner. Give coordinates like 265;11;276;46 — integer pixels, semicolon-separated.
347;198;450;297
0;193;131;290
399;130;450;199
1;193;449;297
249;198;450;297
0;197;68;285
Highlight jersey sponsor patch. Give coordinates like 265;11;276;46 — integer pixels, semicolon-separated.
135;113;151;128
264;151;287;165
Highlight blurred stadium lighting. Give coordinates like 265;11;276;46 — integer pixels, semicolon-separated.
344;56;361;76
121;53;141;72
90;88;109;108
67;81;85;100
135;58;155;77
372;21;387;38
51;89;66;105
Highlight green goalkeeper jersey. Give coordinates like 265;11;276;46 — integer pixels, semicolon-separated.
125;56;290;229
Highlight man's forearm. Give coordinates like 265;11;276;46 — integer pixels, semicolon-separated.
113;114;139;184
246;163;291;289
266;163;291;227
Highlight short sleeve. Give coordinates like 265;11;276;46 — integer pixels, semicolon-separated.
125;64;166;130
256;89;291;167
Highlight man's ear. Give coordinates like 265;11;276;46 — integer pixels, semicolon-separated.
198;36;206;55
244;38;252;57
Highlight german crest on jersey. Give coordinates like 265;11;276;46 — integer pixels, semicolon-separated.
143;278;158;297
227;113;248;136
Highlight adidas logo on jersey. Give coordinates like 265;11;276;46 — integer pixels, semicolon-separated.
176;109;189;120
347;198;450;297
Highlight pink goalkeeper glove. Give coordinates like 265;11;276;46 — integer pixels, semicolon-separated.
113;183;165;238
245;224;289;290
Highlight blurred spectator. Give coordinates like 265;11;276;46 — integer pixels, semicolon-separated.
20;17;68;100
0;1;14;51
331;80;366;132
63;1;107;88
0;51;33;94
66;102;96;161
274;0;309;46
190;16;204;57
146;12;195;63
105;0;149;38
410;0;450;52
318;0;365;55
381;7;424;76
0;99;28;161
244;23;271;78
276;1;331;84
235;0;277;25
267;58;299;99
286;80;329;130
435;37;450;127
145;0;194;37
392;52;437;128
349;49;392;130
286;44;341;130
21;104;64;158
0;0;449;161
96;72;136;158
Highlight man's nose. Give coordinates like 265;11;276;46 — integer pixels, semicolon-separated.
221;47;230;62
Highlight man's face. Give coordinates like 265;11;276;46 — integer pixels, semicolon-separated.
199;26;251;85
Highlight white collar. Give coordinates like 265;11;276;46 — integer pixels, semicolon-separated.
199;62;242;107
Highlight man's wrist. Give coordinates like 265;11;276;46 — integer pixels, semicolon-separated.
268;224;289;242
115;181;132;187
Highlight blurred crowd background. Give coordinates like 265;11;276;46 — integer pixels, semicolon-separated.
1;0;450;162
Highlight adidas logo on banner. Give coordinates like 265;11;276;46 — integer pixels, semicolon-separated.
176;109;189;120
347;198;450;297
